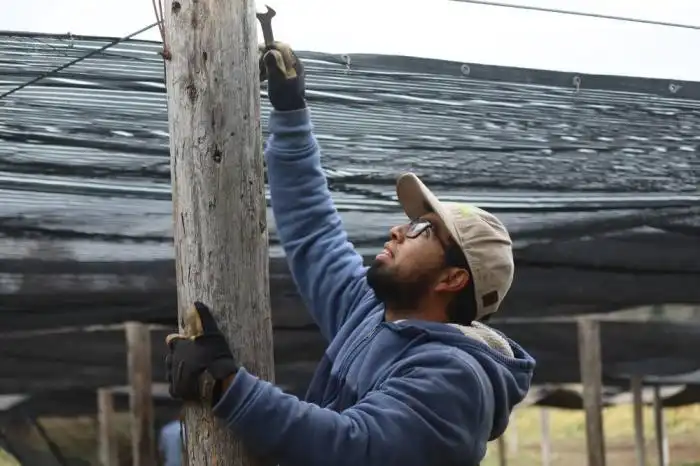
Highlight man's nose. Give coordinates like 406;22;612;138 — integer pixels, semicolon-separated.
389;224;405;242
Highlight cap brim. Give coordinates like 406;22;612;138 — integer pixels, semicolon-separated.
396;173;462;245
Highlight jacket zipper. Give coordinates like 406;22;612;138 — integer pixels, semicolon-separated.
325;324;381;404
338;324;381;377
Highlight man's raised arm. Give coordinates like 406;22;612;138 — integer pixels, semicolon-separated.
262;43;373;340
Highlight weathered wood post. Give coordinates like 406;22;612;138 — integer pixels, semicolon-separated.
653;386;669;466
97;388;119;466
163;0;275;464
125;321;156;466
578;318;606;466
631;376;646;466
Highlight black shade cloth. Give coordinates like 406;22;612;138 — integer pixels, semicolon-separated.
492;320;700;385
2;251;700;332
0;325;321;396
1;33;698;328
529;384;700;410
0;32;699;408
2;319;700;399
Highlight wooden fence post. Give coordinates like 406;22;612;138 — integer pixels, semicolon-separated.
631;376;646;466
126;322;155;466
653;386;669;466
97;388;119;466
578;318;606;466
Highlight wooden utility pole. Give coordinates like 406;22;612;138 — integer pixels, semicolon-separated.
126;322;156;466
578;318;606;466
164;0;275;465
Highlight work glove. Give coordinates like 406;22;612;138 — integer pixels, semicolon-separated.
259;41;306;111
165;302;238;402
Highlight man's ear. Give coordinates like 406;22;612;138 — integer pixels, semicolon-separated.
435;267;470;293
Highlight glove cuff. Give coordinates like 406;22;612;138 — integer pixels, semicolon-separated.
209;359;238;406
272;93;306;112
208;358;238;381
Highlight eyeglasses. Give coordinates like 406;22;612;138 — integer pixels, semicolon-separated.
404;218;468;270
404;218;435;239
404;218;451;254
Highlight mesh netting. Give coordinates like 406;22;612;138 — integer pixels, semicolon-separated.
0;32;699;405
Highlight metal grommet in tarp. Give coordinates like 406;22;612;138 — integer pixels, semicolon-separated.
572;75;582;94
461;64;471;76
340;53;351;73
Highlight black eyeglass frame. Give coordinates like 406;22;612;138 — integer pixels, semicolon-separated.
404;219;467;268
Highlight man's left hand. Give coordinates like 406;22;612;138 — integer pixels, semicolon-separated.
165;302;239;402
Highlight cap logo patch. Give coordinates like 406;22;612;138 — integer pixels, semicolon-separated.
482;290;499;308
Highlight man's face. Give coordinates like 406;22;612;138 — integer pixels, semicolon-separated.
366;212;465;313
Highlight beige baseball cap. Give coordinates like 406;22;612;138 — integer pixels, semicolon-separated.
396;173;514;320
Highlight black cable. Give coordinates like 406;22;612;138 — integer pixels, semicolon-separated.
26;415;70;466
0;430;22;466
452;0;700;30
0;22;158;102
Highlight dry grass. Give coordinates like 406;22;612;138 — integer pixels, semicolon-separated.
0;451;17;466
1;404;699;465
481;403;700;466
0;413;133;466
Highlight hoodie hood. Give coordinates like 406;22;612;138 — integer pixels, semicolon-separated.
391;319;535;440
449;321;515;358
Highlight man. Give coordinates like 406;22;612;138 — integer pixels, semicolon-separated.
165;42;535;465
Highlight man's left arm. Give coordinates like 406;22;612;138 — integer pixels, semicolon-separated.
213;352;487;466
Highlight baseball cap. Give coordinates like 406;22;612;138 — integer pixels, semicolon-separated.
395;173;514;320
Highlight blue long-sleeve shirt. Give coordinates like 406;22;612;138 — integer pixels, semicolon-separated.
213;108;535;465
158;420;182;466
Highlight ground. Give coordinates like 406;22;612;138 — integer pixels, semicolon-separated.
1;404;699;465
481;403;700;466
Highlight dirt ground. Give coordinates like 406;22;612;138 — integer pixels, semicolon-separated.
2;404;699;465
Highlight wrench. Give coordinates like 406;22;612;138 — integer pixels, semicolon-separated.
256;5;276;46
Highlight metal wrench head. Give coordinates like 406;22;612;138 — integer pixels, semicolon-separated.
256;5;277;45
256;5;276;21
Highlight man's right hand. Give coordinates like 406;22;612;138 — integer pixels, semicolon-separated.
259;42;306;112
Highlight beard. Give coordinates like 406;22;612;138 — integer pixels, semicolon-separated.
366;259;435;314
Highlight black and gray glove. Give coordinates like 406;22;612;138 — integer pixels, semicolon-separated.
259;42;306;111
165;302;238;402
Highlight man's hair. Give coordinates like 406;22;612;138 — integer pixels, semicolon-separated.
443;240;478;325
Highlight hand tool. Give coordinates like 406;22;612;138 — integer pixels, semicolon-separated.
256;5;276;46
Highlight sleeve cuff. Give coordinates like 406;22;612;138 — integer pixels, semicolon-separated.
212;367;263;426
269;108;313;136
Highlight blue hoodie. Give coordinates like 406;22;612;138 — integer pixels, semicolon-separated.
213;108;536;466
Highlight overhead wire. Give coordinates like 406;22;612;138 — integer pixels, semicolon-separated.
452;0;700;31
7;34;152;62
1;4;695;104
0;21;159;102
